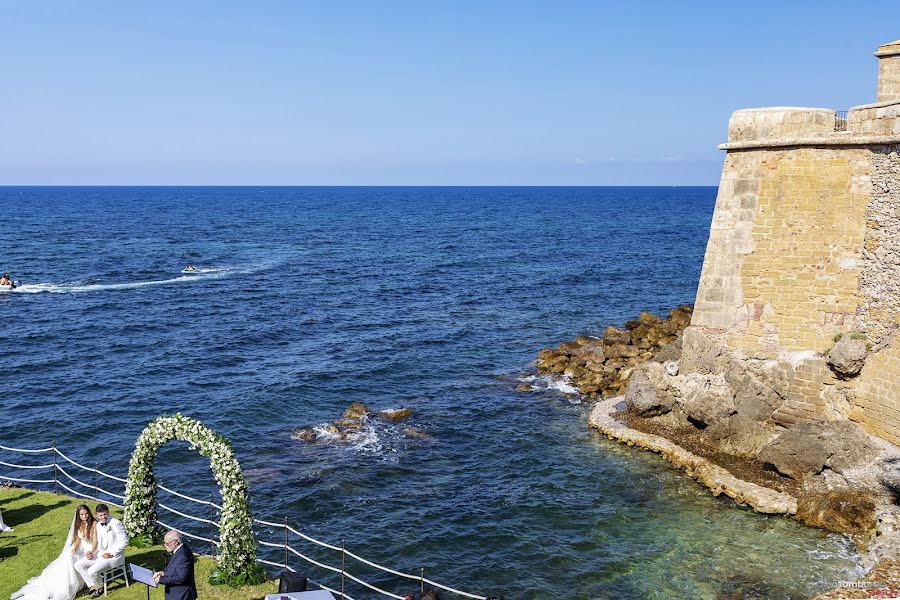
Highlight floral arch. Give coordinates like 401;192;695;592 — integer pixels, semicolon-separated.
123;414;263;584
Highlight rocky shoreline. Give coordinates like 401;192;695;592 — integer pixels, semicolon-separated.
529;306;900;597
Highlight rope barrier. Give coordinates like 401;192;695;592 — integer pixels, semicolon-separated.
157;501;220;527
257;558;287;568
0;444;55;453
284;523;344;552
0;474;57;484
56;464;98;492
287;545;405;600
284;523;487;599
308;577;356;600
155;518;219;546
94;485;126;501
0;459;55;470
341;546;486;599
1;442;490;600
57;479;122;507
157;483;222;510
52;447;127;483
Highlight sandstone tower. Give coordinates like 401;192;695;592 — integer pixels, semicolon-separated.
683;40;900;445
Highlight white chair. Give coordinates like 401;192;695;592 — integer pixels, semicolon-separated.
99;561;130;596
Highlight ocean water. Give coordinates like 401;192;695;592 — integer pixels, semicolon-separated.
0;186;861;599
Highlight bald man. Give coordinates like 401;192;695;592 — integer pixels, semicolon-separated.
153;530;197;600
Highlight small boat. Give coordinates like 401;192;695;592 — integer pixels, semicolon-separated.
181;266;201;274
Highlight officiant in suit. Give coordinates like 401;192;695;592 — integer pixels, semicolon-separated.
153;530;197;600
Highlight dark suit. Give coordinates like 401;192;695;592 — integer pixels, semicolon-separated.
159;542;198;600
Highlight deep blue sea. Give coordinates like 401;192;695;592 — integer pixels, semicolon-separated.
0;187;861;599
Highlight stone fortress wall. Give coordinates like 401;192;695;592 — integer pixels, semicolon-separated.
687;40;900;444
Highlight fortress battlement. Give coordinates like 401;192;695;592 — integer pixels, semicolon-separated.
685;39;900;444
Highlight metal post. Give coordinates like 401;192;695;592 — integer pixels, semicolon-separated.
210;495;216;559
52;441;58;494
341;539;346;600
95;465;100;501
284;517;289;570
420;568;425;596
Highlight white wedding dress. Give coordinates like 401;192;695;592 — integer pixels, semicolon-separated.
10;518;89;600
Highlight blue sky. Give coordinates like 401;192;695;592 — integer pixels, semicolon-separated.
2;2;899;185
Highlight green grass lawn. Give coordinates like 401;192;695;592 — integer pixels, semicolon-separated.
0;486;280;599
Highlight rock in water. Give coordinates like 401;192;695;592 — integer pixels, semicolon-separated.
343;402;371;419
403;427;429;439
292;428;317;442
796;489;877;534
377;408;413;422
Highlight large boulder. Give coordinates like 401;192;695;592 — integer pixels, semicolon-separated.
758;421;880;480
725;359;788;422
679;327;730;375
702;414;780;459
678;373;736;426
623;363;677;417
795;489;877;534
826;336;869;378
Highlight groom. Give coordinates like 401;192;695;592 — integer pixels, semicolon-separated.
74;503;129;598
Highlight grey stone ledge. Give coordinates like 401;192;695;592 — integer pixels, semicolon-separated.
719;134;900;151
588;397;798;515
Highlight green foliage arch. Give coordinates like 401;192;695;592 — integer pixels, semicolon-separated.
124;414;263;585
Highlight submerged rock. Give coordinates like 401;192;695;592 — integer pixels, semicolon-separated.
403;427;429;440
796;489;877;534
292;427;318;443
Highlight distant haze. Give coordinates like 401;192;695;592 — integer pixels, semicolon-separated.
2;1;898;185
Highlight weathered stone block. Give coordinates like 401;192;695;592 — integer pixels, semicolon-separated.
758;420;880;480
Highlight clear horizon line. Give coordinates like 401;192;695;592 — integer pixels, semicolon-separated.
0;183;720;188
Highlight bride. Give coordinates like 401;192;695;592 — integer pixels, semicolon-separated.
11;504;97;600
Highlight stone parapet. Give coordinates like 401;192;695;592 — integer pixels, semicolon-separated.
727;107;837;144
849;100;900;137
